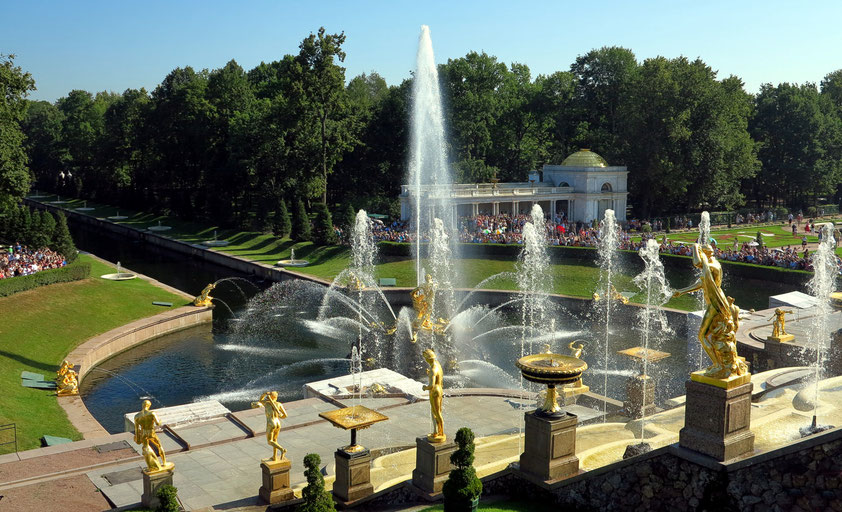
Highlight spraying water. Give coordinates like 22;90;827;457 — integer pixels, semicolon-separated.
596;209;620;421
804;223;838;434
633;239;674;439
408;25;455;285
695;211;712;369
517;205;553;357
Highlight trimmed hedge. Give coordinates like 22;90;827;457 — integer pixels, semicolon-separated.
0;260;91;298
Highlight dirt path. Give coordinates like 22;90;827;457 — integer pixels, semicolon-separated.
0;474;112;512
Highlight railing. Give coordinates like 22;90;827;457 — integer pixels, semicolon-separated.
0;423;18;459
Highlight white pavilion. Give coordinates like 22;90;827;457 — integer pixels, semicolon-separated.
399;149;629;222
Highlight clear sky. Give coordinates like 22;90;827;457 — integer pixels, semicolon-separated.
3;0;841;103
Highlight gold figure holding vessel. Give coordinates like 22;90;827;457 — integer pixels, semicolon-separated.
134;400;173;474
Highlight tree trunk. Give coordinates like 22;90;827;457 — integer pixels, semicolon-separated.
321;113;328;204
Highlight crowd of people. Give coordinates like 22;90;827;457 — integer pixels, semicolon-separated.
0;244;67;279
360;211;841;274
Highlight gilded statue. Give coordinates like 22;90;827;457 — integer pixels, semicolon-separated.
193;283;216;307
411;274;436;333
422;349;446;443
592;285;628;304
134;400;173;473
252;391;288;462
673;244;748;379
769;308;794;339
56;360;78;396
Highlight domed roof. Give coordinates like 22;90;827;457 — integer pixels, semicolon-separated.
561;149;608;168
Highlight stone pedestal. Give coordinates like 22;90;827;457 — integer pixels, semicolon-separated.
624;374;656;419
519;411;578;483
259;458;295;504
767;334;795;343
333;449;373;503
679;376;755;461
141;467;174;509
412;437;456;494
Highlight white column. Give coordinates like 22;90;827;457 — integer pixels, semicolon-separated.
493;202;499;215
513;201;519;214
472;203;478;216
551;200;556;218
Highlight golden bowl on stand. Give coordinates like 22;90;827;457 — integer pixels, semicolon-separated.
516;353;588;417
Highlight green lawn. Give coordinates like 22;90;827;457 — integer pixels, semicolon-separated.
0;255;187;453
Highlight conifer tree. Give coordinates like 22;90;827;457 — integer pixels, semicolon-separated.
312;202;336;245
292;199;311;242
442;427;483;510
274;200;292;238
52;211;77;262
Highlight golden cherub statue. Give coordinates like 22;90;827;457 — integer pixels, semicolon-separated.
769;308;794;339
411;273;436;334
193;283;216;307
56;360;78;396
252;391;288;462
422;349;445;443
134;400;173;473
592;285;628;304
673;244;748;379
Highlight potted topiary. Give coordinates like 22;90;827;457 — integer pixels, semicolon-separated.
442;427;482;511
298;453;336;512
155;484;180;512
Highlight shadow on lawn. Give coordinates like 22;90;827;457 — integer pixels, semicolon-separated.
0;350;57;373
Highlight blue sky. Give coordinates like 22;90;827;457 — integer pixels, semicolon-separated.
3;0;841;102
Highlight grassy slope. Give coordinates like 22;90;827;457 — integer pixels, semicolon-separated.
0;255;187;452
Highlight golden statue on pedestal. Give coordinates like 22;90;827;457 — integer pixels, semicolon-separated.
592;285;629;304
422;349;446;443
193;283;216;307
134;400;173;473
56;360;79;396
410;274;448;343
769;308;794;339
252;391;288;462
673;244;748;380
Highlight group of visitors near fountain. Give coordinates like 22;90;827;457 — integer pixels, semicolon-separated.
0;244;67;279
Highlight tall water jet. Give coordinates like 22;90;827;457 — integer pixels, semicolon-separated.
350;209;379;363
517;205;553;357
631;239;673;443
693;211;712;370
408;25;456;286
800;223;837;436
596;209;620;419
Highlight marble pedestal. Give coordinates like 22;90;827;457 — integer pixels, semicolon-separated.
519;411;578;483
412;437;455;494
679;376;755;461
624;374;656;419
141;467;174;509
259;459;295;504
333;449;373;503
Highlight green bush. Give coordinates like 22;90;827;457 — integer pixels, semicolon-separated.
756;231;763;247
52;211;77;263
274;200;292;238
0;260;91;297
641;224;652;233
807;206;817;218
155;484;180;512
442;427;482;511
298;453;336;512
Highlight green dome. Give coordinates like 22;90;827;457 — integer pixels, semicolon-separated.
561;149;608;167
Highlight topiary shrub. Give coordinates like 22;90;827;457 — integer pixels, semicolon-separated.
665;217;671;234
298;453;336;512
155;484;180;512
442;427;482;511
756;231;763;247
52;211;77;263
274;200;292;238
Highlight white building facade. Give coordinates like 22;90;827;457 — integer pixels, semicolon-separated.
399;149;629;222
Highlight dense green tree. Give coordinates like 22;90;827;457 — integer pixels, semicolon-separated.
292;27;356;204
29;210;49;248
22;100;65;192
40;210;56;247
292;199;311;241
339;202;356;231
101;88;152;204
0;54;35;212
52;211;76;262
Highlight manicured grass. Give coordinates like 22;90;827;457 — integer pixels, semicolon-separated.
420;499;558;511
0;255;187;453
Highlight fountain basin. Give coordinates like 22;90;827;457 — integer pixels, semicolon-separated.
147;225;172;232
276;259;309;267
516;353;588;385
101;272;138;281
107;216;128;220
202;240;230;247
75;207;95;212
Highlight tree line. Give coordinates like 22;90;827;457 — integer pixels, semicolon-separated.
5;34;842;231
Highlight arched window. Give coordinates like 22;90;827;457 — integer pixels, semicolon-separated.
601;182;612;192
558;182;570;188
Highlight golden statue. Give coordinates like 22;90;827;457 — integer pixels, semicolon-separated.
592;285;628;304
410;274;449;342
673;244;748;379
252;391;288;462
422;349;445;443
56;360;79;396
568;341;584;359
134;400;173;473
769;308;793;338
193;283;216;307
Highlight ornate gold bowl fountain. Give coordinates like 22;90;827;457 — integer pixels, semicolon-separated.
516;353;588;417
